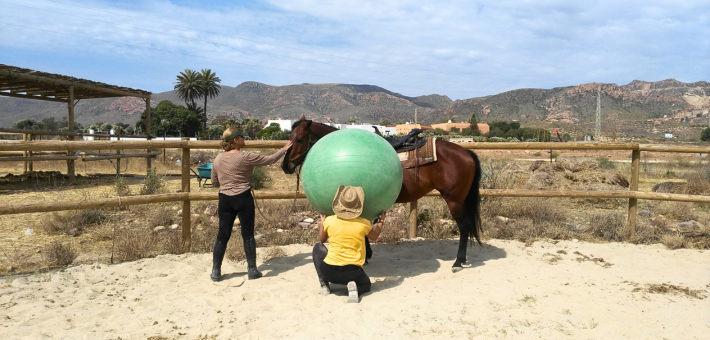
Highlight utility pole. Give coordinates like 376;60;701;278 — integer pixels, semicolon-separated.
595;85;601;141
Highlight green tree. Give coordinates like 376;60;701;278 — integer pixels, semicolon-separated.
12;119;44;130
467;113;479;132
198;69;221;130
207;125;225;140
256;123;282;139
241;119;264;139
701;127;710;141
174;69;203;113
41;117;59;131
210;115;227;127
269;130;291;140
379;118;392;126
136;100;201;137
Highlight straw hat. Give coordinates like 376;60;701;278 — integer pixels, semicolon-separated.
332;185;365;219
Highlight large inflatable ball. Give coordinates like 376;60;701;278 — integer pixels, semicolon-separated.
302;129;403;221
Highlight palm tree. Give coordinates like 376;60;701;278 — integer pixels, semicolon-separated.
174;69;203;111
198;69;221;129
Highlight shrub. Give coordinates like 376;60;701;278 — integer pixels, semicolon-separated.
139;168;165;195
596;157;616;170
43;241;78;267
588;212;626;242
116;229;157;262
252;167;270;190
42;209;106;235
114;176;132;196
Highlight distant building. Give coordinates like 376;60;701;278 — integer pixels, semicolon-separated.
430;121;490;134
395;123;433;134
664;132;673;139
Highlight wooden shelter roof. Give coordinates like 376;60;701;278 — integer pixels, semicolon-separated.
0;64;151;103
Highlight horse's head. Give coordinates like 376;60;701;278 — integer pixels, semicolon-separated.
281;117;313;174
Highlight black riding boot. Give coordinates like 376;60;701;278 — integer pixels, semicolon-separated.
211;239;227;282
244;238;262;279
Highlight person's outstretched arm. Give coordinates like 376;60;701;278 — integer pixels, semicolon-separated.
367;211;386;242
245;141;293;166
318;214;328;243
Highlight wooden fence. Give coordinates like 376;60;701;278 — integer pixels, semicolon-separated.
1;140;708;252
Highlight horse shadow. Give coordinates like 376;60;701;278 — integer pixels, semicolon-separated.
254;240;507;294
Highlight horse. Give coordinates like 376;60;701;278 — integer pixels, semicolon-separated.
282;115;482;272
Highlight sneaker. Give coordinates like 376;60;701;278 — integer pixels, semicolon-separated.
319;285;331;296
347;281;359;303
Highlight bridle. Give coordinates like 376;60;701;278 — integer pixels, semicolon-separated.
287;121;320;165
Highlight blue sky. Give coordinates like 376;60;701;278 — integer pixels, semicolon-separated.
1;0;708;100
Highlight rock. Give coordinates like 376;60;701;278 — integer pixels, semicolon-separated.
204;204;218;216
24;228;34;235
191;213;200;220
675;221;701;232
683;231;704;237
298;222;311;229
169;224;179;230
67;228;80;237
154;226;166;232
496;216;509;223
638;207;651;216
6;265;13;272
177;209;182;216
572;239;579;243
652;182;688;194
254;234;265;241
277;229;284;233
303;218;315;223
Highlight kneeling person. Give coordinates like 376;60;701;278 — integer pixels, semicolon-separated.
312;185;386;303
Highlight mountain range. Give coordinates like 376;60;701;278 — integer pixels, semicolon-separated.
1;79;708;138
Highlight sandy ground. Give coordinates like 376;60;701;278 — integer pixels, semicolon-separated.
1;239;708;340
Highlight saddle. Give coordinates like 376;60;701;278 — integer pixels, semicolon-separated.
372;127;437;169
373;127;427;152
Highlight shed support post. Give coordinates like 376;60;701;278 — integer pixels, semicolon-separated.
627;149;641;240
181;139;191;252
23;133;28;174
409;200;418;238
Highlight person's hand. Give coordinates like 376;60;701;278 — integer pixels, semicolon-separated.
281;140;293;151
379;210;387;223
319;214;326;224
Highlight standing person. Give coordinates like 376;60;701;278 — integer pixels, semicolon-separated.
210;127;293;281
312;185;386;303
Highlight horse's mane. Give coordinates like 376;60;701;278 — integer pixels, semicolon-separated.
290;120;339;131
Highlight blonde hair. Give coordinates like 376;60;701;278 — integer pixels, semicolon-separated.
220;127;239;151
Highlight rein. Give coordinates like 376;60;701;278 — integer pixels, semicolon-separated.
253;162;304;226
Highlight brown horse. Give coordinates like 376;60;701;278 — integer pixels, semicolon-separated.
282;115;482;272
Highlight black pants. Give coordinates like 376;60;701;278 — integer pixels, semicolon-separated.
214;191;255;265
218;191;255;242
312;243;371;294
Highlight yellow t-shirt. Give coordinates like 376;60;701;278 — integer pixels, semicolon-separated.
323;215;372;267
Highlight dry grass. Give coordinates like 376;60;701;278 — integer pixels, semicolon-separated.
42;209;107;235
115;228;158;262
42;241;78;268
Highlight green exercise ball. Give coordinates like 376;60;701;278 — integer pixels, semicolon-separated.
302;129;403;221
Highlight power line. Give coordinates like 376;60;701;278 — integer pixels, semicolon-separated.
0;21;475;95
25;0;466;78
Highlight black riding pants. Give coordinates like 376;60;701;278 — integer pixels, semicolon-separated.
312;243;371;294
213;191;255;265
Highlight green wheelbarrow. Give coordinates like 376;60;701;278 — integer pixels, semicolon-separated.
190;162;213;187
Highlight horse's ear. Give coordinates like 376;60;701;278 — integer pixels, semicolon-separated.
299;114;306;120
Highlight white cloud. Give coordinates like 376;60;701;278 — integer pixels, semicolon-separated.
0;0;707;99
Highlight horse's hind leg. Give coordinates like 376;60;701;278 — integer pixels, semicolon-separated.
443;197;468;272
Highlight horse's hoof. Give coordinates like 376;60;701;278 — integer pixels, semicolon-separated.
451;266;463;273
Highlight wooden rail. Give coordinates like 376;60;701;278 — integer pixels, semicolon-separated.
1;139;708;251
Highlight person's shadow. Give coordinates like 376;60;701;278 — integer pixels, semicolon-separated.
253;239;507;294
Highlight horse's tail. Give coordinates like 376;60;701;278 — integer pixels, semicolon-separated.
462;149;483;245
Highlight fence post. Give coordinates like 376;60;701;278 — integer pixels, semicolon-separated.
116;126;121;176
409;200;418;238
627;148;641;239
23;133;28;174
181;138;191;252
28;134;33;172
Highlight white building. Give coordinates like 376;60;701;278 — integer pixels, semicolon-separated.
266;120;293;131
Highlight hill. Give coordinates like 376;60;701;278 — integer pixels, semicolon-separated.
1;79;707;138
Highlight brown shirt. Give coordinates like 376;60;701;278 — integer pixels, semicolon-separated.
211;149;286;195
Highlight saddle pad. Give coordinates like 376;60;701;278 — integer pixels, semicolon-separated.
398;138;437;169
